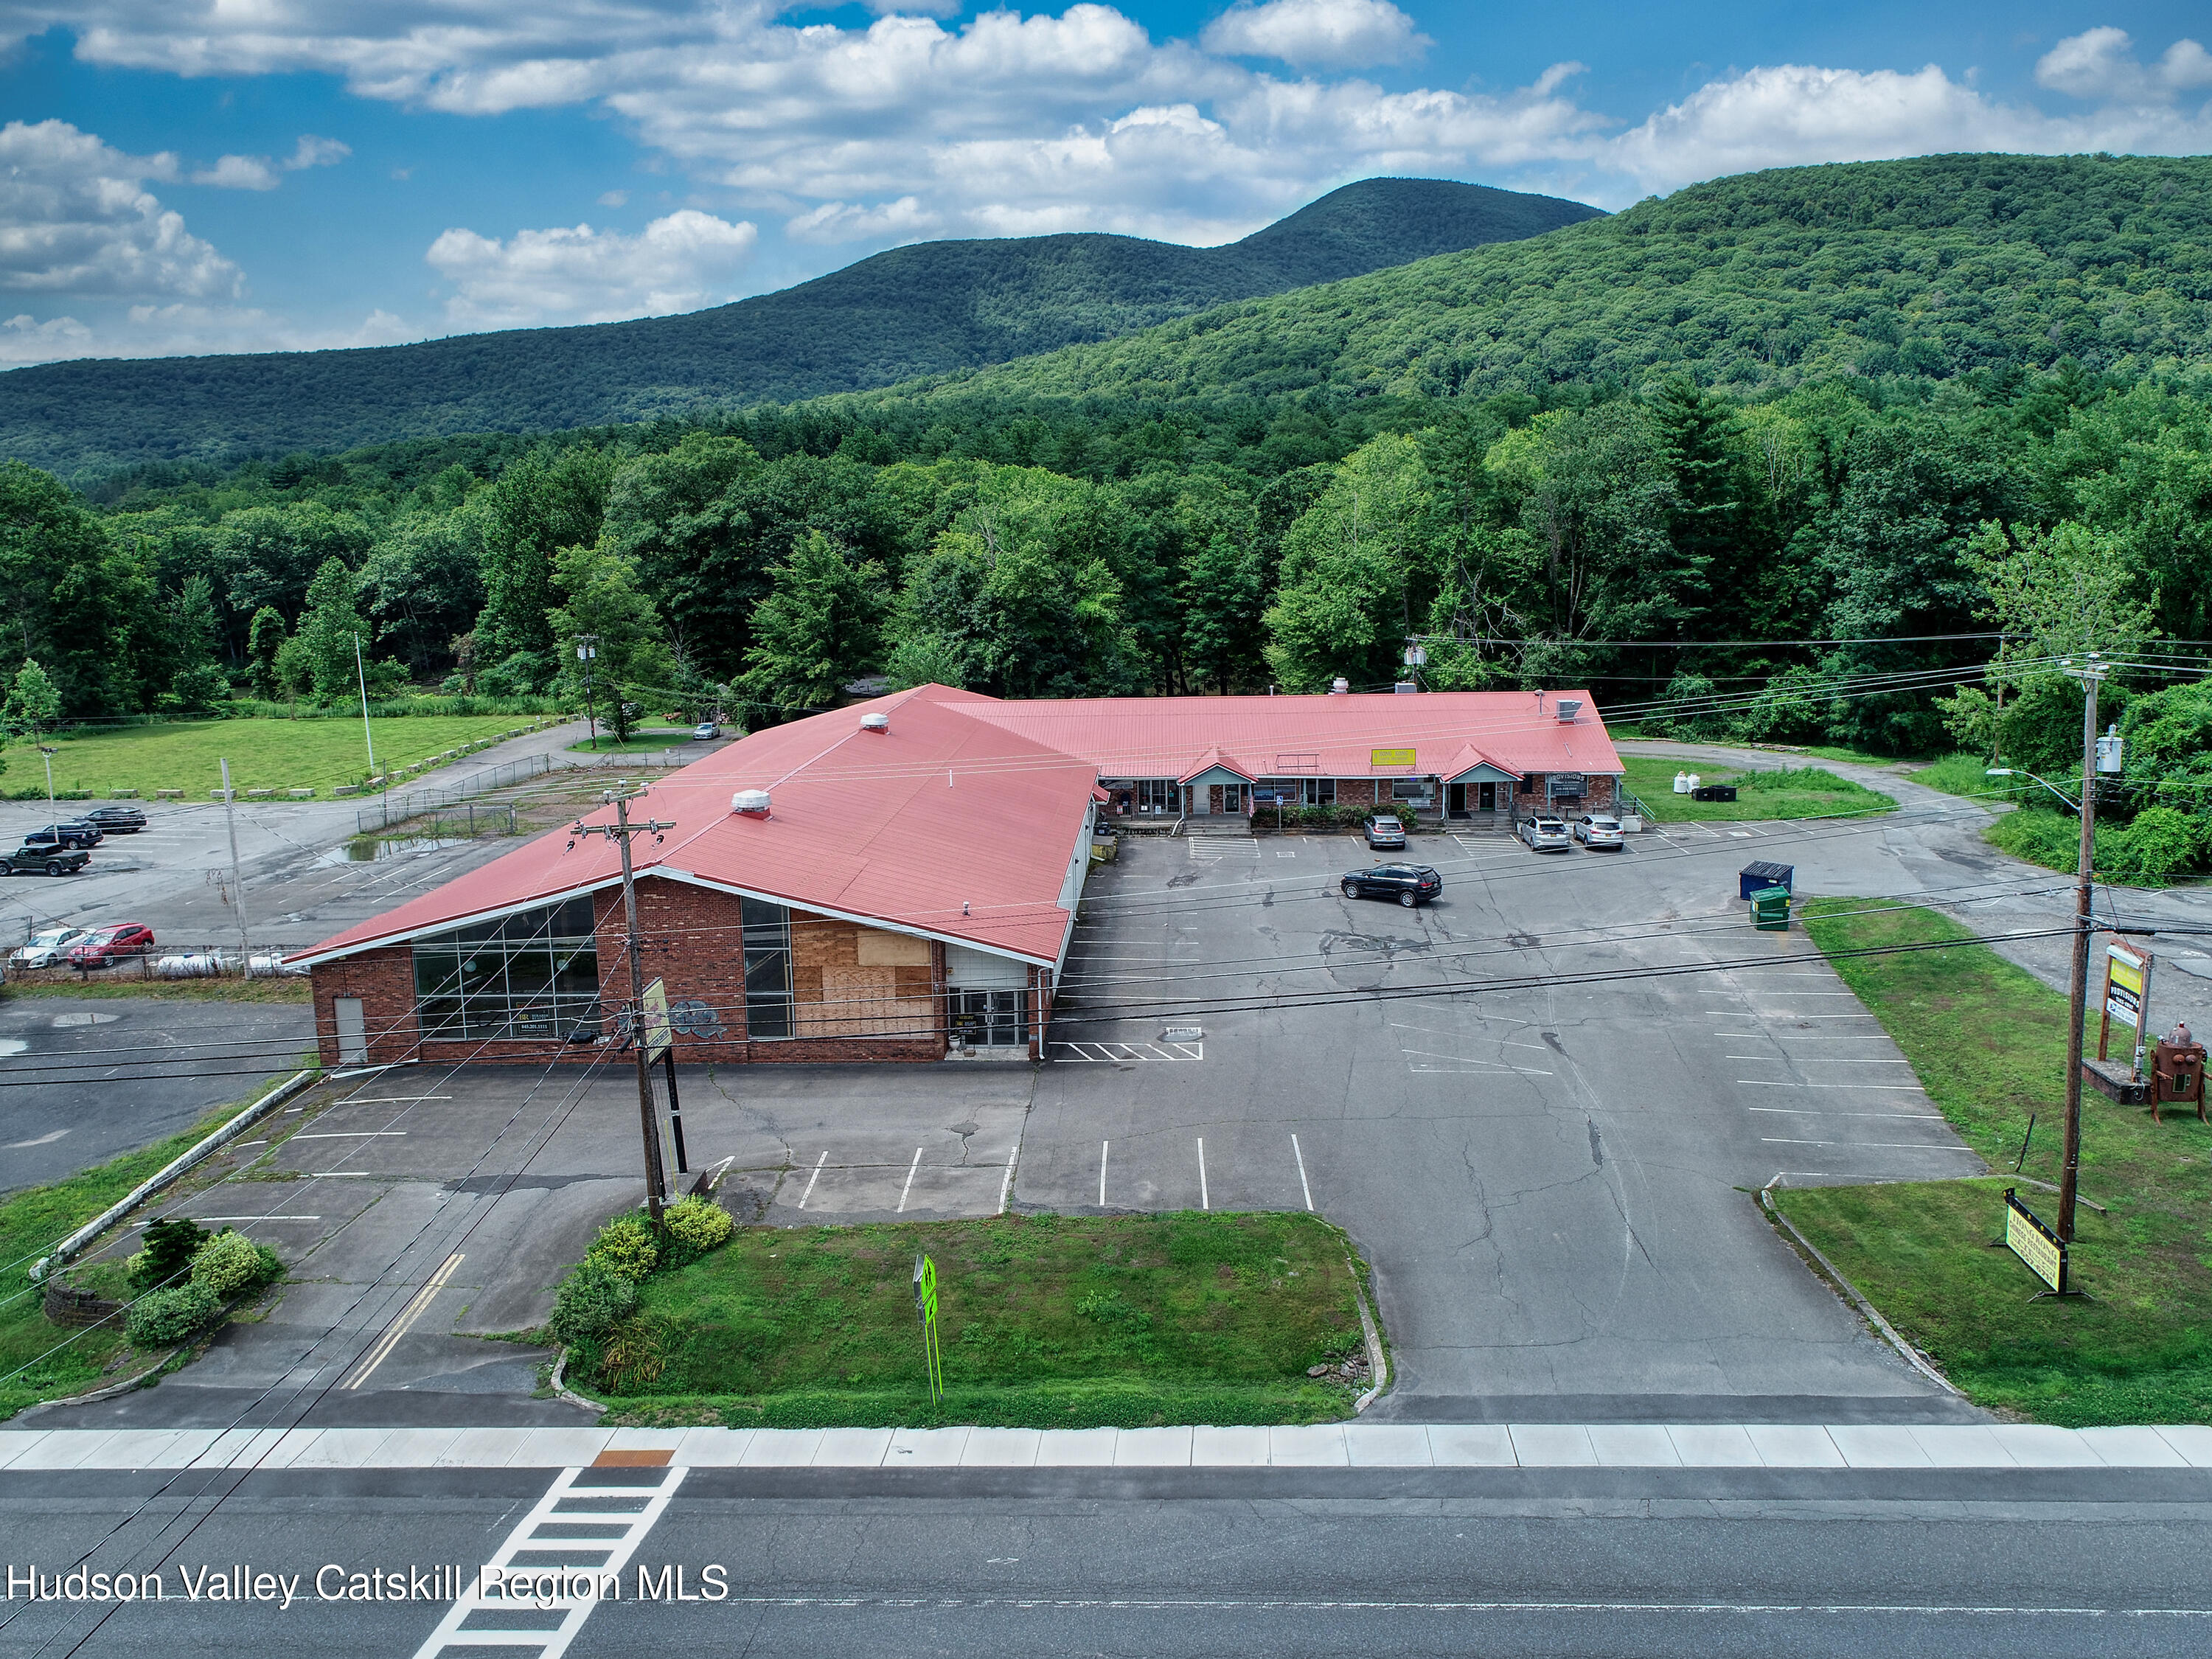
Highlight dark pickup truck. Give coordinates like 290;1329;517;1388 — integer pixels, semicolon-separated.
1;844;91;876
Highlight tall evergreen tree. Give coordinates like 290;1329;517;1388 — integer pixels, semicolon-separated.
739;532;887;722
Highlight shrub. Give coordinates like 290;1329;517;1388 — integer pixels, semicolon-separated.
126;1282;220;1348
2107;807;2205;883
547;1259;639;1346
662;1196;734;1259
585;1214;659;1282
191;1230;282;1298
131;1217;210;1292
594;1313;671;1392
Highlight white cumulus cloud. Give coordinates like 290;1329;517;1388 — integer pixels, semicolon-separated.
0;119;240;299
2035;27;2212;102
1200;0;1429;70
425;209;760;328
0;304;415;366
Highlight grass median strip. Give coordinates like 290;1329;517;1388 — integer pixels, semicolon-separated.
0;1077;300;1419
1619;757;1894;823
0;714;532;799
568;1210;1374;1430
1775;898;2212;1425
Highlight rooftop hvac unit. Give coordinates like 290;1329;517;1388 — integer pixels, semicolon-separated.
1329;678;1350;695
731;789;772;817
1555;698;1582;723
859;712;889;733
1394;681;1418;694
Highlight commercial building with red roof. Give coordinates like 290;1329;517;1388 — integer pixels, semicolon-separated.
296;684;1621;1070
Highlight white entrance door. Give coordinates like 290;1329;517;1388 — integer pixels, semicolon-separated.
334;996;368;1065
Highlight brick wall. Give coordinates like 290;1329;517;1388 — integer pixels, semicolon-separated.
1335;779;1379;807
310;947;418;1068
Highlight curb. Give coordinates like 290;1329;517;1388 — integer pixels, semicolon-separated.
1349;1256;1390;1413
547;1348;606;1416
10;1349;185;1419
31;1069;321;1281
1760;1184;1961;1397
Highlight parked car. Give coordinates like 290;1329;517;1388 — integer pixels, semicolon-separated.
8;926;88;965
1517;815;1573;852
24;820;102;852
1573;813;1625;849
83;804;147;832
1363;815;1407;850
1;845;91;877
692;721;721;740
1340;864;1442;907
67;922;155;966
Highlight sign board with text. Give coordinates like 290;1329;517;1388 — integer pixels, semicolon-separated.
1370;748;1416;769
2097;940;2153;1076
2004;1188;2068;1294
641;977;672;1062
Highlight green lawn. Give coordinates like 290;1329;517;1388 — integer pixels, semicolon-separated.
1619;757;1894;822
571;1211;1374;1429
1;974;310;1004
568;730;696;754
0;715;543;799
1909;751;2033;802
0;1077;297;1419
1775;900;2212;1425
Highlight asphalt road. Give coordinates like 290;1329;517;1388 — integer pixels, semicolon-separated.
4;1470;2210;1657
0;996;314;1192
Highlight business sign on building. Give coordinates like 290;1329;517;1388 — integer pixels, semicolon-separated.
1371;748;1416;769
2103;943;2147;1029
2004;1188;2068;1293
1548;773;1587;801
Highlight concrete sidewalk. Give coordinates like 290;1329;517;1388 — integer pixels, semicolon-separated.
4;1419;2207;1472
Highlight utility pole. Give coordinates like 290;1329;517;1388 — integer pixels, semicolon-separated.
219;757;250;967
352;631;379;788
577;636;600;749
570;785;675;1221
2057;653;2106;1245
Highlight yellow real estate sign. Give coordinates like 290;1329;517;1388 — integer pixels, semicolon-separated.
1370;748;1416;769
2004;1189;2067;1293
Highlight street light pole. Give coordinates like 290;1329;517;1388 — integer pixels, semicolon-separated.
37;745;55;805
570;785;675;1222
352;630;379;788
577;637;599;749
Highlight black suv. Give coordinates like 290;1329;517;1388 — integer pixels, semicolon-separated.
1340;863;1443;908
1;844;90;876
84;804;147;832
24;821;101;852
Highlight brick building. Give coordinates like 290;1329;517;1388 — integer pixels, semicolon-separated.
294;683;1621;1068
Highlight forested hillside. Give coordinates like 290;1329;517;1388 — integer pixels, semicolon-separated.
2;152;2208;869
0;178;1598;479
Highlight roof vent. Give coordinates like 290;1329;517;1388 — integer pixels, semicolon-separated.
1394;681;1417;695
1556;698;1582;723
1329;677;1350;695
859;712;889;733
731;789;772;818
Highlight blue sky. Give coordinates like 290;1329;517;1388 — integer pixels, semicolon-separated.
4;1;2208;364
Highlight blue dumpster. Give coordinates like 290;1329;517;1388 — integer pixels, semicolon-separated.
1739;861;1794;900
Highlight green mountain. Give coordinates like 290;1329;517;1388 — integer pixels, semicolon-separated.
0;177;1600;479
819;152;2212;417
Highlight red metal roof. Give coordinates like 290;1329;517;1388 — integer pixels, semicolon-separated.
946;689;1624;782
294;684;1622;970
292;686;1098;967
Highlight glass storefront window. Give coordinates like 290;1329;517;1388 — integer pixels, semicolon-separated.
741;895;793;1039
412;895;599;1042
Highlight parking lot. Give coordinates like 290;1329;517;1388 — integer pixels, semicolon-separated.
37;809;2004;1430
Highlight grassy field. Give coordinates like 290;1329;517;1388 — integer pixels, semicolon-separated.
567;730;696;754
0;1079;293;1419
0;715;546;799
1775;900;2212;1425
571;1211;1374;1429
1619;757;1894;822
1908;751;2033;802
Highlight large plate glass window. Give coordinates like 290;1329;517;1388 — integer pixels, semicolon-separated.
1134;779;1177;813
741;895;793;1039
412;895;599;1041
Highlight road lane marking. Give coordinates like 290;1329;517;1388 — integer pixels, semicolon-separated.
1291;1134;1313;1211
797;1150;827;1209
1737;1081;1927;1091
897;1146;923;1212
1761;1138;1975;1150
342;1251;464;1390
1098;1140;1109;1206
998;1147;1018;1214
1197;1138;1208;1210
1748;1107;1945;1119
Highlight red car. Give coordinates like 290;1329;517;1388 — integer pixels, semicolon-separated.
68;923;156;967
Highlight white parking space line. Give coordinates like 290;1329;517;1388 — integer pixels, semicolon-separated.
1761;1138;1974;1151
1197;1138;1208;1210
1047;1040;1203;1062
1291;1134;1313;1211
290;1131;409;1137
797;1150;827;1210
998;1148;1018;1215
897;1146;923;1212
1748;1107;1946;1119
1725;1057;1918;1063
1737;1081;1928;1091
1098;1140;1109;1206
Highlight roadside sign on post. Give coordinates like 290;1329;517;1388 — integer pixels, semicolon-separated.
641;978;673;1062
2098;941;2152;1079
913;1252;944;1403
640;977;684;1188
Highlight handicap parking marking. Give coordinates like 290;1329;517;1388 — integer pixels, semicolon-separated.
1047;1039;1204;1062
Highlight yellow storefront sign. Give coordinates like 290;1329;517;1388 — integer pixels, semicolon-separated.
1370;748;1416;768
2004;1189;2067;1293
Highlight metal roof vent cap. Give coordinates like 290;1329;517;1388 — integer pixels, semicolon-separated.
859;712;890;733
731;789;772;817
1329;677;1350;695
1556;698;1582;723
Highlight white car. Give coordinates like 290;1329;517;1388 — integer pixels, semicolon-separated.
1573;814;1625;849
1517;815;1572;852
9;926;88;968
